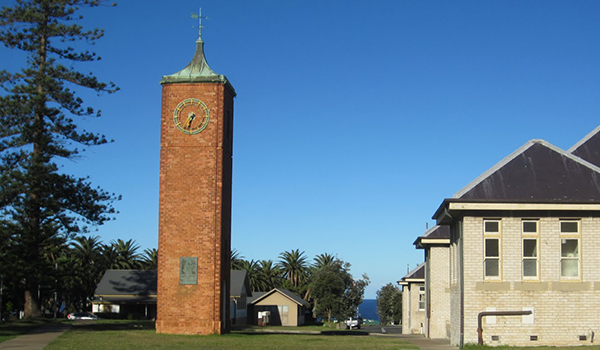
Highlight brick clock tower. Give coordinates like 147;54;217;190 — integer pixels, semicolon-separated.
157;28;235;335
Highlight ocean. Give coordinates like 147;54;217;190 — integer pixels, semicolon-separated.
358;299;379;322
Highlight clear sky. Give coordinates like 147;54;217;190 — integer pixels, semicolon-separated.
2;0;600;299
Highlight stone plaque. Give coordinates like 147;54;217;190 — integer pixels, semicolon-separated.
179;257;198;285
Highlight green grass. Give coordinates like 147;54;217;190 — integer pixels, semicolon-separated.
463;344;600;350
44;320;416;350
0;318;68;343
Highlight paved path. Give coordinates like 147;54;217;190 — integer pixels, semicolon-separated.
398;335;458;350
0;324;71;350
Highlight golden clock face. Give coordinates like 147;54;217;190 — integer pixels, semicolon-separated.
173;98;210;135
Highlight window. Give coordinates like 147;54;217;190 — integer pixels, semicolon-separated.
277;305;289;325
418;286;425;311
522;220;539;279
484;220;501;279
560;220;580;278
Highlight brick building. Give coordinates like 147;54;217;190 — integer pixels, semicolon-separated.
157;31;235;335
419;126;600;347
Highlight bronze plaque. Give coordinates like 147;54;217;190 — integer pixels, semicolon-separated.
179;257;198;285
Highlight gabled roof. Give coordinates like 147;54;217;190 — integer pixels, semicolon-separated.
95;270;157;300
248;288;308;307
569;126;600;168
94;269;250;303
414;225;450;249
397;262;425;285
231;270;252;298
453;140;600;202
247;292;267;305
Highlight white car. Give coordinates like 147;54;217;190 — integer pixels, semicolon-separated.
67;312;99;320
345;317;363;329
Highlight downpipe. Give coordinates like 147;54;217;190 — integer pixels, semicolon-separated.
477;310;532;345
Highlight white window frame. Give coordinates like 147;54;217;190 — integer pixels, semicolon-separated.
522;220;539;280
484;220;501;280
560;220;581;280
418;286;425;311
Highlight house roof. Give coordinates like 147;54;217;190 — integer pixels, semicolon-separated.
569;126;600;168
94;269;249;303
397;262;425;285
95;270;157;300
247;292;267;305
434;138;600;222
414;225;450;248
248;288;308;307
454;140;600;201
231;270;252;298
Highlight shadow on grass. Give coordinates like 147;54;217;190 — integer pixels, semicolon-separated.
71;320;155;332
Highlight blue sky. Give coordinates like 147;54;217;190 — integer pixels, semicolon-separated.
3;0;600;298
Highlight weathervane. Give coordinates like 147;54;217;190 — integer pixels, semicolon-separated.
191;8;209;40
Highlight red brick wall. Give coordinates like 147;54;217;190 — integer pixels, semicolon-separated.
157;82;233;335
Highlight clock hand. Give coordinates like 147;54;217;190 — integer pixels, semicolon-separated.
184;112;196;129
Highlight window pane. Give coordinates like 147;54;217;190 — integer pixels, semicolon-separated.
561;259;579;277
485;221;499;233
523;259;537;277
561;221;578;233
485;239;499;257
523;221;537;233
561;239;578;257
523;239;537;257
485;259;499;276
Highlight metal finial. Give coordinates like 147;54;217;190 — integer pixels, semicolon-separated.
191;8;209;40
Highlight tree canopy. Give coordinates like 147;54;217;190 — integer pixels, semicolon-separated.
235;249;369;326
376;283;402;325
0;0;119;317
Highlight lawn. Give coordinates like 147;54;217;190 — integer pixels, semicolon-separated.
44;320;417;350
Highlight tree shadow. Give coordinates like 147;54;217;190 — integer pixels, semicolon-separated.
72;320;155;332
106;270;156;296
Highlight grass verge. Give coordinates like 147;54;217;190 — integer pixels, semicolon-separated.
464;344;600;350
45;320;416;350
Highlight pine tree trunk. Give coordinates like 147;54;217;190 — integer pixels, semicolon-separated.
24;278;41;318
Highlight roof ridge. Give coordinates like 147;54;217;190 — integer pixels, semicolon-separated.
454;139;600;199
567;125;600;153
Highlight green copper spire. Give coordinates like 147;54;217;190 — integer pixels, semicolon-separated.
160;8;235;94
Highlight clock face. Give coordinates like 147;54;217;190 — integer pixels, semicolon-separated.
173;98;210;135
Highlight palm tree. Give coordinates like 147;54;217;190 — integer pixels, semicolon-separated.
100;244;120;270
257;260;282;291
239;259;260;292
313;253;336;270
278;249;308;288
141;248;158;270
231;249;245;270
107;239;141;269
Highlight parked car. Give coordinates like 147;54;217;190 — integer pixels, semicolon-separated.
67;312;99;320
345;317;363;329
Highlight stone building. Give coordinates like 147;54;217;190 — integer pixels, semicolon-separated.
420;126;600;347
413;225;451;339
398;263;426;334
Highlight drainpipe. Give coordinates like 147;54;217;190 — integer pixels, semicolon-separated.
457;221;464;349
477;310;532;345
